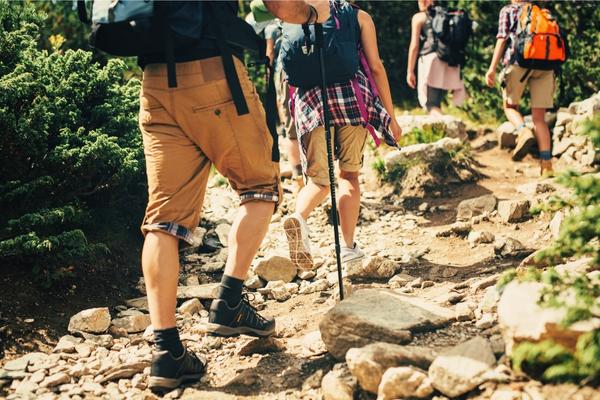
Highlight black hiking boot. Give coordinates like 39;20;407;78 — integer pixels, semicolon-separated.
206;293;276;337
148;348;207;393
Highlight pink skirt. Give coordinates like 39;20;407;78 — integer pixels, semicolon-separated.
417;52;467;109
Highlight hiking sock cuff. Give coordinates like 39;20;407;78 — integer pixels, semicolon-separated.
292;164;303;178
540;150;552;160
154;327;184;358
218;274;244;307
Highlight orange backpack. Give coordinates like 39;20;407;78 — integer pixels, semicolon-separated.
513;3;567;70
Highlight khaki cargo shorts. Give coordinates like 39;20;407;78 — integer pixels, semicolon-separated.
139;57;281;244
305;125;368;186
501;63;555;109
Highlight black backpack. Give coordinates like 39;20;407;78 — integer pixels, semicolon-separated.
428;6;472;67
78;0;280;162
279;0;360;88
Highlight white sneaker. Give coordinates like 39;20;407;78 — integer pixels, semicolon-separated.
340;243;365;264
283;213;313;271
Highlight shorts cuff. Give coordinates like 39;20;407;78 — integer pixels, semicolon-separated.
142;222;198;246
339;162;362;172
240;191;279;204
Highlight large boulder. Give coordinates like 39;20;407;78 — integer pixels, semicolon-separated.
345;342;436;393
428;336;496;397
456;195;497;221
254;256;297;283
319;289;453;359
385;137;463;169
68;308;111;334
498;281;600;354
396;115;467;140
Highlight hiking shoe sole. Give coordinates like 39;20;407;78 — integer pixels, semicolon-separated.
284;216;313;271
148;374;203;392
511;135;536;161
205;322;274;338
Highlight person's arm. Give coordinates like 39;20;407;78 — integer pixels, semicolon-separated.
266;38;275;66
263;1;330;24
485;38;507;87
407;12;426;89
358;10;401;140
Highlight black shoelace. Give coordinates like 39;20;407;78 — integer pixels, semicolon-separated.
237;293;269;328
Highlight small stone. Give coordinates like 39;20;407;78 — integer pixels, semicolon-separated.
185;275;200;286
428;336;496;397
4;353;47;372
237;337;286;356
215;223;231;246
40;372;70;388
298;270;316;280
254;256;297;282
68;308;111;334
494;237;525;257
549;211;564;239
436;221;472;237
497;200;530;223
176;283;220;300
30;370;46;384
455;302;474;321
111;314;151;333
321;363;357;400
516;182;555;197
468;231;495;247
178;298;203;316
456;195;497;221
421;280;434;288
108;325;128;338
480;286;501;313
75;343;93;358
378;366;433;399
388;273;413;289
418;202;429;212
345;256;397;279
83;334;114;348
244;274;265;289
53;335;82;353
476;313;496;329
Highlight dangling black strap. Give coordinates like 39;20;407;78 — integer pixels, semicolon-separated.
266;64;279;162
77;0;89;23
206;4;249;115
520;68;532;83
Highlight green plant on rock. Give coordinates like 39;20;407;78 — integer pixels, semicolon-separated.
0;1;145;286
397;125;446;147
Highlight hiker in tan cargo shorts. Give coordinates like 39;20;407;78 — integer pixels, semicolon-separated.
137;1;330;392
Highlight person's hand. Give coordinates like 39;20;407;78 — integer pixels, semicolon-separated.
390;119;402;142
309;0;330;23
406;71;417;89
485;68;496;88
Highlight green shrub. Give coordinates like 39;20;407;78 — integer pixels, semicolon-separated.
397;125;446;147
0;1;145;286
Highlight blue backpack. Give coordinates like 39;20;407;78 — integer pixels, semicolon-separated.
279;1;360;88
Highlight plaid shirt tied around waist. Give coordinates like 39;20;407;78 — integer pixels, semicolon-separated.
291;68;395;166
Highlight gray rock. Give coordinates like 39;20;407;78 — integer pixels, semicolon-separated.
254;256;297;283
516;182;555;197
428;336;496;397
468;231;495;247
244;274;265;289
346;342;437;393
497;121;517;149
40;372;70;388
385;137;464;169
388;273;415;289
456;195;497;221
4;353;48;372
125;297;148;311
237;337;285;356
178;298;203;316
345;256;397;279
497;200;530;223
319;289;453;359
378;367;434;400
480;286;500;313
111;314;151;333
436;221;472;237
321;363;357;400
176;283;220;300
476;313;496;329
52;335;82;353
299;279;329;294
494;237;525;257
215;223;231;246
68;308;111;334
455;302;474;321
396;115;467;140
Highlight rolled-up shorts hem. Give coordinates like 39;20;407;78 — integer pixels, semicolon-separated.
142;222;197;246
239;191;280;205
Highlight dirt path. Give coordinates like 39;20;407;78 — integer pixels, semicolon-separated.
0;131;596;400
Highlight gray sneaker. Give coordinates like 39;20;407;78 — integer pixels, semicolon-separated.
283;213;313;271
341;243;365;264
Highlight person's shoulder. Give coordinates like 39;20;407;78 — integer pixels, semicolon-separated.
411;11;427;25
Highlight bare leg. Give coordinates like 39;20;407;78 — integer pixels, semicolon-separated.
503;101;525;128
287;138;301;167
531;108;551;152
142;231;180;330
337;171;361;248
224;200;275;280
295;180;330;220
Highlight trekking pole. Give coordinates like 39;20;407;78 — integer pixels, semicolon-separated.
314;23;344;301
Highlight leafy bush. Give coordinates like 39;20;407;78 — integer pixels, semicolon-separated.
0;1;145;285
397;125;446;147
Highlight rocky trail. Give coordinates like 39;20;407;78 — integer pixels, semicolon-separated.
1;95;599;400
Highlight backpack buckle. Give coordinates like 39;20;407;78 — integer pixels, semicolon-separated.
302;43;314;55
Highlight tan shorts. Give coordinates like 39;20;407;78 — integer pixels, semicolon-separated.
139;57;281;244
501;64;555;109
305;125;368;186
